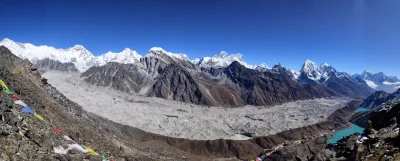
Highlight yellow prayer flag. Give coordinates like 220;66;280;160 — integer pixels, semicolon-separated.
34;113;45;121
82;145;99;156
0;80;9;90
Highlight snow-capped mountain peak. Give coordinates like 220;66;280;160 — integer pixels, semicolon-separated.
320;63;330;68
148;47;166;54
96;48;142;66
193;51;268;71
196;51;247;68
70;44;85;50
1;38;272;74
299;59;322;81
0;38;145;72
1;38;13;43
259;63;268;68
320;63;337;73
146;47;189;61
297;59;343;83
214;51;229;58
301;59;320;73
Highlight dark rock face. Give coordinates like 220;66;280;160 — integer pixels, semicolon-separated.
224;61;338;106
268;63;295;79
82;62;151;93
148;64;209;105
138;56;168;75
34;58;78;72
369;101;400;130
200;66;225;77
360;90;390;109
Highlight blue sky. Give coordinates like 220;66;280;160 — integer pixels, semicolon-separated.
0;0;399;76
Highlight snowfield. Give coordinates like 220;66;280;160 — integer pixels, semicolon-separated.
43;71;351;140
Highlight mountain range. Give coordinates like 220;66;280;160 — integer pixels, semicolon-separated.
0;38;266;72
352;71;400;93
2;38;399;105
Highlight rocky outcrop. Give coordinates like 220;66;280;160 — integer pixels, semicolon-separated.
148;64;209;105
34;58;78;72
368;100;400;131
360;90;390;109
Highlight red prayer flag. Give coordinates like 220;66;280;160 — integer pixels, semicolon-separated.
51;124;64;134
12;94;20;100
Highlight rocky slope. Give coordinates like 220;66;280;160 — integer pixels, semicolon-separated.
336;100;400;161
351;89;400;128
360;91;390;109
34;58;79;72
148;64;209;105
82;62;153;93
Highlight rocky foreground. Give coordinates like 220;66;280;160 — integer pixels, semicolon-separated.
263;91;400;161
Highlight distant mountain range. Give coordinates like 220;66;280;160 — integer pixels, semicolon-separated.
0;38;266;72
352;71;400;93
2;38;399;105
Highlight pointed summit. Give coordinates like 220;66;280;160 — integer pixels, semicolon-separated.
215;51;228;58
122;47;133;52
68;44;88;52
301;59;319;73
148;47;166;54
1;38;13;43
